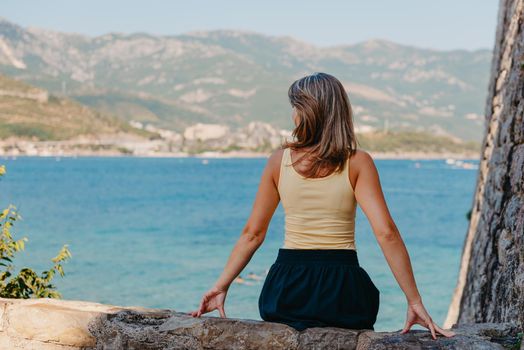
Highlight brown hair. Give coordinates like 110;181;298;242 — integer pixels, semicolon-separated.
282;72;359;179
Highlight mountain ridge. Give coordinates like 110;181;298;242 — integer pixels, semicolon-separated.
0;17;491;142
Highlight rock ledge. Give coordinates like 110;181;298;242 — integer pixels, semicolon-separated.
0;297;521;349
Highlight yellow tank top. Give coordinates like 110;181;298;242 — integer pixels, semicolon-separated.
278;147;357;250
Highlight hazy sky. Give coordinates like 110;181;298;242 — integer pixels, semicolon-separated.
2;0;499;51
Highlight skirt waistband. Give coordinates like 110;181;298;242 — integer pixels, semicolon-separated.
275;248;360;266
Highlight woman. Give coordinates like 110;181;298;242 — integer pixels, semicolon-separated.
189;72;456;339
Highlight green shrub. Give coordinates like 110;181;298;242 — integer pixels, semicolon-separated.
0;165;72;299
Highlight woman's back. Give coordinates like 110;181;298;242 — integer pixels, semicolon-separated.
278;147;357;250
194;72;454;339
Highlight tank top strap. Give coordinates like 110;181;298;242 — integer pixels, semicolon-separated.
284;147;291;164
344;152;350;175
277;148;289;190
282;147;295;176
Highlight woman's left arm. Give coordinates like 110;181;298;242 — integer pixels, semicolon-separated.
190;150;281;318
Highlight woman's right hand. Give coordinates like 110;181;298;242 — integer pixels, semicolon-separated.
189;285;228;318
400;301;456;340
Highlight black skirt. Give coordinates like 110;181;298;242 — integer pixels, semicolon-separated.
258;248;380;332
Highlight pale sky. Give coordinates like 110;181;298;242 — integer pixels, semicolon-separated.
2;0;499;51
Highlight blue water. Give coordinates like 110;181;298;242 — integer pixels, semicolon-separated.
0;156;478;332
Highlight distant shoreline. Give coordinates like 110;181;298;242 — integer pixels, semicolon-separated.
0;150;481;160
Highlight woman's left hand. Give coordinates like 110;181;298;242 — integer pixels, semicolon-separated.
189;285;228;318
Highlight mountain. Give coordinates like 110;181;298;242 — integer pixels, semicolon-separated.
0;18;491;141
0;73;154;140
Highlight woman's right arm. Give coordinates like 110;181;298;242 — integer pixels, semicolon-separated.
352;150;455;339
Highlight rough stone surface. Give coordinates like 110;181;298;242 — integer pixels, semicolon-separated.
90;308;523;350
89;310;361;350
445;0;524;330
0;297;521;349
357;322;521;350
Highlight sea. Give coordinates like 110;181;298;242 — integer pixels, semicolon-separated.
0;155;479;332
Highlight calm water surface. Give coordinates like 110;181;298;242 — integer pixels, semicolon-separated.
0;156;478;331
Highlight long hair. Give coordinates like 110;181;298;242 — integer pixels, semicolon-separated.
282;72;359;179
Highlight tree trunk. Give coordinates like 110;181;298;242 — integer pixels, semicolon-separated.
444;0;524;329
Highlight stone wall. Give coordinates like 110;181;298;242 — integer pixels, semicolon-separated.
444;0;524;329
0;298;521;349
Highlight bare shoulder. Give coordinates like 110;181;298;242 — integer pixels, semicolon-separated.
347;149;376;190
349;149;376;174
267;148;285;168
266;148;285;183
